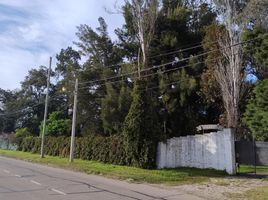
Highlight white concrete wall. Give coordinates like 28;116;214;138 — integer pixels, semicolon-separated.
156;129;236;174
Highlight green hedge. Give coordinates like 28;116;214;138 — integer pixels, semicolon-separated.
16;136;126;165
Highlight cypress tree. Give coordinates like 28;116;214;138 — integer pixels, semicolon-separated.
123;79;161;168
101;83;119;135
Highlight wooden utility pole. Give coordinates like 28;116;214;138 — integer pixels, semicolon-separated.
69;78;78;162
40;57;52;158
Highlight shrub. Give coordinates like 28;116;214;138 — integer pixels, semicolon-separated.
15;128;31;138
39;111;71;137
18;135;127;165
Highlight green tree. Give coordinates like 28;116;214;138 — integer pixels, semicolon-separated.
118;83;132;128
101;82;132;135
242;0;268;28
40;111;71;136
0;89;17;133
15;128;31;138
159;69;199;137
18;66;54;134
123;80;161;168
150;2;217;136
101;83;120;135
75;17;121;66
243;79;268;141
1;66;67;135
54;47;82;123
242;26;268;80
74;17;123;135
55;46;81;97
201;24;226;125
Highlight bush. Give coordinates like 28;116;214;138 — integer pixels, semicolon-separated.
18;135;127;165
39;111;71;137
15;128;31;138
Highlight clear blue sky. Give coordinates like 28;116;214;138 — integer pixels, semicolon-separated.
0;0;124;90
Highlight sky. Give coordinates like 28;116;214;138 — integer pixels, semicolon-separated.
0;0;124;90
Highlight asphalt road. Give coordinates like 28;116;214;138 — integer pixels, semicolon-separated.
0;156;203;200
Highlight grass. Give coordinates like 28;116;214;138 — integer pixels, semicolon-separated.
0;149;226;185
238;165;268;174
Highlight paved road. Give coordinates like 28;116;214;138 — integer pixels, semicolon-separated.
0;156;203;200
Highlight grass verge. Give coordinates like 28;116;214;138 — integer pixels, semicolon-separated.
238;165;268;174
0;149;226;185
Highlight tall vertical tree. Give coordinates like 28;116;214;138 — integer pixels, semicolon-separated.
121;0;162;166
151;1;217;135
74;17;123;135
211;0;247;128
124;0;159;68
203;0;267;128
201;24;226;125
123;80;161;168
56;47;81;92
55;47;82;120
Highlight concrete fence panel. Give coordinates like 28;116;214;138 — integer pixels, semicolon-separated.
156;129;236;174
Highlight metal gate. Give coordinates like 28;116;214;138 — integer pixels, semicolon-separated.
235;140;268;175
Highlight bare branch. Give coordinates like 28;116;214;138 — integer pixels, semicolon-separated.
124;0;159;68
212;0;246;128
104;0;123;15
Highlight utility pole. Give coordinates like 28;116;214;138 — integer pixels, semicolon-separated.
40;57;52;158
69;78;78;162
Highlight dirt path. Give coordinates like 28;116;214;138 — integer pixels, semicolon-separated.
157;177;268;200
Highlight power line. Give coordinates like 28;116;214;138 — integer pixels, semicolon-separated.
139;76;202;93
0;103;43;117
95;41;205;70
149;41;207;58
95;35;224;69
78;41;268;91
87;41;206;70
0;93;68;117
1;34;266;115
78;52;226;90
78;33;267;86
149;43;205;59
88;32;267;70
148;32;267;60
131;33;267;71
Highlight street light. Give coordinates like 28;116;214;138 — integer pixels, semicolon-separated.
61;87;66;92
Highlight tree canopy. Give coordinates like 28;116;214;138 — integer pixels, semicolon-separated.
243;79;268;141
0;0;267;143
